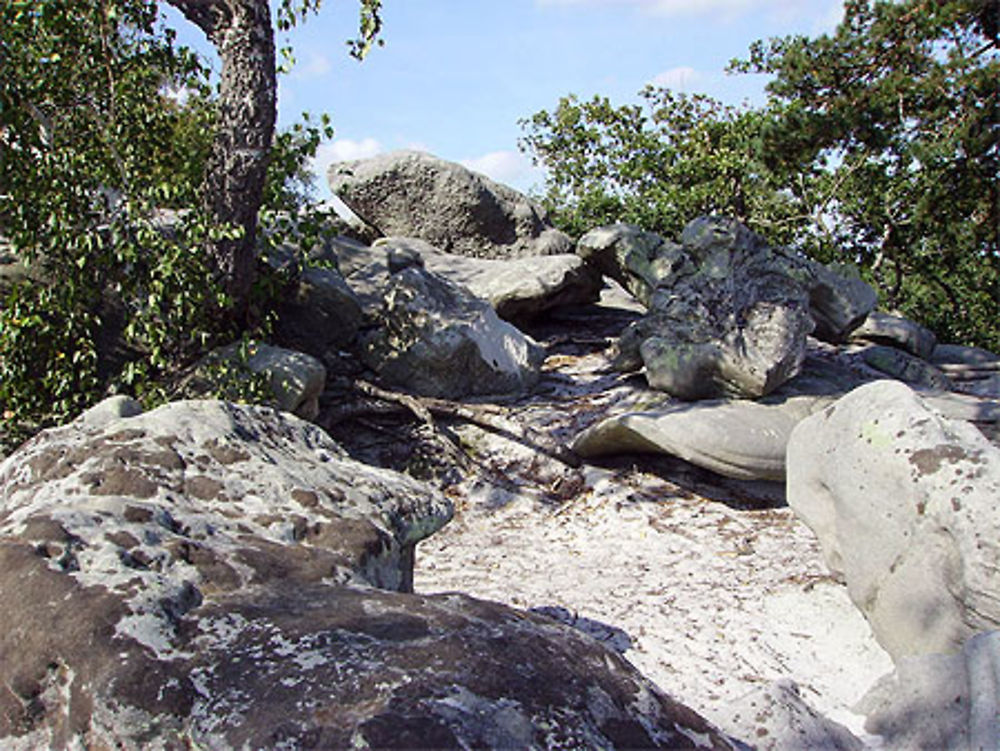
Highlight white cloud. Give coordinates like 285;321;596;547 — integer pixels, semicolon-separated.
292;52;332;79
649;66;701;91
313;137;383;173
161;84;193;106
460;150;541;189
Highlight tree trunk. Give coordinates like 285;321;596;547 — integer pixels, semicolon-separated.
166;0;276;322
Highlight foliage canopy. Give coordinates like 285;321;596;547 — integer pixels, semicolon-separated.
0;0;384;449
522;0;999;350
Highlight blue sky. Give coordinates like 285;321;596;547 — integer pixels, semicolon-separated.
164;0;844;197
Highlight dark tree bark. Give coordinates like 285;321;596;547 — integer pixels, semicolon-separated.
166;0;277;322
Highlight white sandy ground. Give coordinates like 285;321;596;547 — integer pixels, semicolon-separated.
415;473;893;747
411;333;896;748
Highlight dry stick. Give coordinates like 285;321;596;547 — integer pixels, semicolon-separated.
352;380;582;469
318;386;527;495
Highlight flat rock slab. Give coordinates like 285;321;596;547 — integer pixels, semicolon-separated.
851;310;937;359
573;393;830;481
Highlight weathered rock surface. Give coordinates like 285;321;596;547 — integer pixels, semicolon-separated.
376;236;603;321
857;630;1000;750
579;219;876;346
851;310;937;359
613;216;816;399
726;679;864;751
0;399;736;750
787;380;1000;661
328;150;573;259
358;265;545;399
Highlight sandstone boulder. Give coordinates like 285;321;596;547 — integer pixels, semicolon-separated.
578;219;876;346
328;150;573;259
358;265;545;399
787;380;1000;660
612;216;815;399
0;399;736;750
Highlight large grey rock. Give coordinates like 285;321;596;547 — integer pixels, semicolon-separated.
852;310;937;359
787;380;1000;661
328;150;573;259
0;400;736;750
359;265;545;399
858;630;1000;751
613;216;815;399
577;220;876;345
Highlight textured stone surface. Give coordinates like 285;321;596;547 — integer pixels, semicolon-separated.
0;400;735;750
858;630;1000;750
852;310;937;359
328;150;573;259
612;216;815;399
787;381;1000;660
576;223;686;307
359;265;545;399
